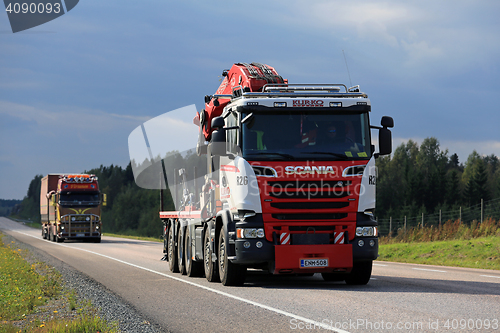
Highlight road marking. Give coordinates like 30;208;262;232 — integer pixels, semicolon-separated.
412;268;446;273
373;263;387;267
12;230;348;333
480;275;500;279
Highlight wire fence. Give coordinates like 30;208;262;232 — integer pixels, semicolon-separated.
377;197;500;236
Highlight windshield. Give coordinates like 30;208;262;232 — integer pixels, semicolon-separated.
242;110;371;161
59;192;100;205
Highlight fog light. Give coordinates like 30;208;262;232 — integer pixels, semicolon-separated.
358;240;365;247
243;241;251;249
256;241;263;248
60;226;65;230
369;240;375;247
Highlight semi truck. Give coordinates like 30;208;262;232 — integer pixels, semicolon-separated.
159;62;393;286
40;174;105;243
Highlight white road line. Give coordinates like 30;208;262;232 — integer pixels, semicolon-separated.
12;230;348;333
412;268;447;273
480;275;500;279
373;263;388;266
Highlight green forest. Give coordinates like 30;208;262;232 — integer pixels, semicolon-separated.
9;137;500;237
0;199;21;217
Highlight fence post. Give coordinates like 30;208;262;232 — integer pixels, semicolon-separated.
422;212;424;228
439;209;442;228
389;217;392;236
459;206;462;224
404;216;407;234
481;198;484;223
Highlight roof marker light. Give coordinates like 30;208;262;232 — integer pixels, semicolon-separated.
330;102;342;107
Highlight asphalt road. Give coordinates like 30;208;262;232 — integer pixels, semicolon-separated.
1;217;499;333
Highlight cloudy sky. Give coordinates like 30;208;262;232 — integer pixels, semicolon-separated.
1;0;499;199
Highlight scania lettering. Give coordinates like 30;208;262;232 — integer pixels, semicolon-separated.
156;62;393;286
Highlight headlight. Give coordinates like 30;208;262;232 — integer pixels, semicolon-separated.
356;227;378;237
71;217;76;221
237;228;265;239
86;217;90;221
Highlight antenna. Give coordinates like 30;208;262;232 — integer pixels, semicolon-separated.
342;50;353;87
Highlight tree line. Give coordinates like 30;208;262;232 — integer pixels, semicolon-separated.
376;137;500;220
0;199;22;217
10;137;500;237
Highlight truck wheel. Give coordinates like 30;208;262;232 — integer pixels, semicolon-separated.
203;228;219;282
218;229;246;286
185;227;203;277
51;230;56;242
56;235;64;243
345;261;372;285
94;237;101;243
177;226;186;275
168;222;179;273
42;229;47;239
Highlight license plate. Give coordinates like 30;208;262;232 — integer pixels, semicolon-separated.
300;258;328;268
76;233;85;237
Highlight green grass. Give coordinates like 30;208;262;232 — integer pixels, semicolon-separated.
0;235;59;322
379;236;500;270
379;218;500;270
0;233;117;333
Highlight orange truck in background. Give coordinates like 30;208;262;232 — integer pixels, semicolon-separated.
40;174;106;243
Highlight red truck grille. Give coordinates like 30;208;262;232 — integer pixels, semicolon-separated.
266;180;350;199
258;174;358;243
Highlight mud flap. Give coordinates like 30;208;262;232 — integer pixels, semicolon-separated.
273;244;353;274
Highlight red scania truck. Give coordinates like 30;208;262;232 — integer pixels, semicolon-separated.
40;174;105;243
159;63;393;286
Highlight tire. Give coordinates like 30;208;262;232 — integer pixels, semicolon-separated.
218;229;246;286
51;229;56;242
203;228;219;282
321;273;346;282
94;237;101;243
56;235;64;243
177;226;186;275
168;221;179;273
345;261;372;285
42;228;47;239
185;226;203;277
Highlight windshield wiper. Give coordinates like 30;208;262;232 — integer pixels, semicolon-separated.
300;152;349;160
246;152;295;160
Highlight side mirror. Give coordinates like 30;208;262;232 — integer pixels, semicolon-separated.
101;193;107;207
378;128;392;156
381;116;394;128
211;116;224;130
378;116;393;156
210;129;226;156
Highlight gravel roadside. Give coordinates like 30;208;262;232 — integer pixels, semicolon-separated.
2;232;166;333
